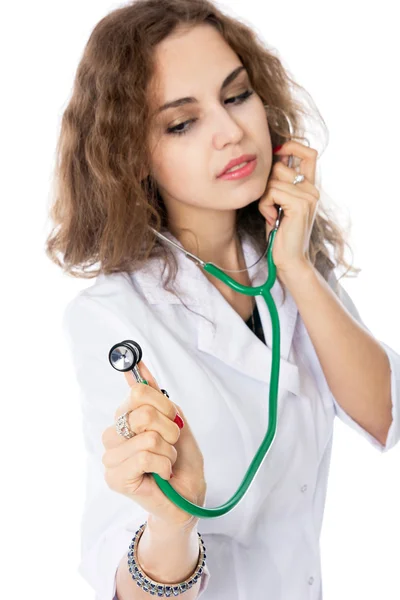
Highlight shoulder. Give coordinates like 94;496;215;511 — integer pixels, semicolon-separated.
61;267;170;390
62;270;150;333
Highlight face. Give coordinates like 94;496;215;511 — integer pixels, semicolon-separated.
146;23;273;233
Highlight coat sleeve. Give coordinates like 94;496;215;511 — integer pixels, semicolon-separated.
327;272;400;453
62;292;211;600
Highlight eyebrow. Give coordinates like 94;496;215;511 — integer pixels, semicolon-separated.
156;65;247;114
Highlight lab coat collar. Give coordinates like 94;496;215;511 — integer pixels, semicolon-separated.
133;230;300;396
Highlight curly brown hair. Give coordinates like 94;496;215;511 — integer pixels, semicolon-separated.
45;0;360;308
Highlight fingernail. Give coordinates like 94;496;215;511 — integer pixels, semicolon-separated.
273;144;283;153
174;413;184;429
170;472;174;479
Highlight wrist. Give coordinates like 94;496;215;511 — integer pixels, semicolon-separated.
147;513;200;537
137;517;201;584
278;260;315;289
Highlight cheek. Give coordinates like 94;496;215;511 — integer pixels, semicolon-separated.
254;113;272;146
157;144;208;190
248;96;271;134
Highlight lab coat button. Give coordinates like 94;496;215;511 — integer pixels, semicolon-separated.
301;484;308;492
308;576;314;585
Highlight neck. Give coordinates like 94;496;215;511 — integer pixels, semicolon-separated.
168;224;245;271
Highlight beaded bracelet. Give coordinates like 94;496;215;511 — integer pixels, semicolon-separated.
127;522;207;597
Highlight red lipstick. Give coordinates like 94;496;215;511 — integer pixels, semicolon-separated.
217;154;257;178
217;157;257;180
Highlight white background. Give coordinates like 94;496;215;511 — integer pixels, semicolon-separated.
2;1;399;598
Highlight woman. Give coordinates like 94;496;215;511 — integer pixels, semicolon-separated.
45;1;400;598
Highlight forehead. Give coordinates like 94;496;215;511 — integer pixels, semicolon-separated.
150;24;240;100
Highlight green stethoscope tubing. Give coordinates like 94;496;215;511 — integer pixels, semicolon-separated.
144;227;281;519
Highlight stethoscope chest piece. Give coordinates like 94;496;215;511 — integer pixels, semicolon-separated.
108;339;169;394
108;339;142;373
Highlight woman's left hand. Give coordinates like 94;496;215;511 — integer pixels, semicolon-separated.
258;140;320;277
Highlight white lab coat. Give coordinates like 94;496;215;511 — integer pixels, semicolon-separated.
62;230;400;600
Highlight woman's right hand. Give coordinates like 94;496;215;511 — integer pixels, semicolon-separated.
101;360;207;530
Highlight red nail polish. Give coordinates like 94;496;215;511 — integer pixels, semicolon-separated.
273;144;283;153
174;413;184;429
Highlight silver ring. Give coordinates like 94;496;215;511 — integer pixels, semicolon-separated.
293;174;305;185
115;390;171;440
116;411;135;439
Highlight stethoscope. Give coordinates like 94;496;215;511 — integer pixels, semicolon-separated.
109;153;296;519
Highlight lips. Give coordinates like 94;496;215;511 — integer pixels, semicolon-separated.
218;154;257;177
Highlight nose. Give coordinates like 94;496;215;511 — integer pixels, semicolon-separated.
212;106;245;147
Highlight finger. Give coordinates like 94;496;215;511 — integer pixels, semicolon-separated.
104;447;174;489
123;359;161;393
114;382;177;424
262;203;280;227
103;402;181;450
260;184;308;225
262;186;314;215
273;152;301;171
269;162;320;199
268;179;319;203
120;359;172;419
259;187;311;241
274;141;318;185
102;423;179;468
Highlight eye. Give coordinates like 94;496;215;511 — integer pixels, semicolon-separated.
166;89;254;137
